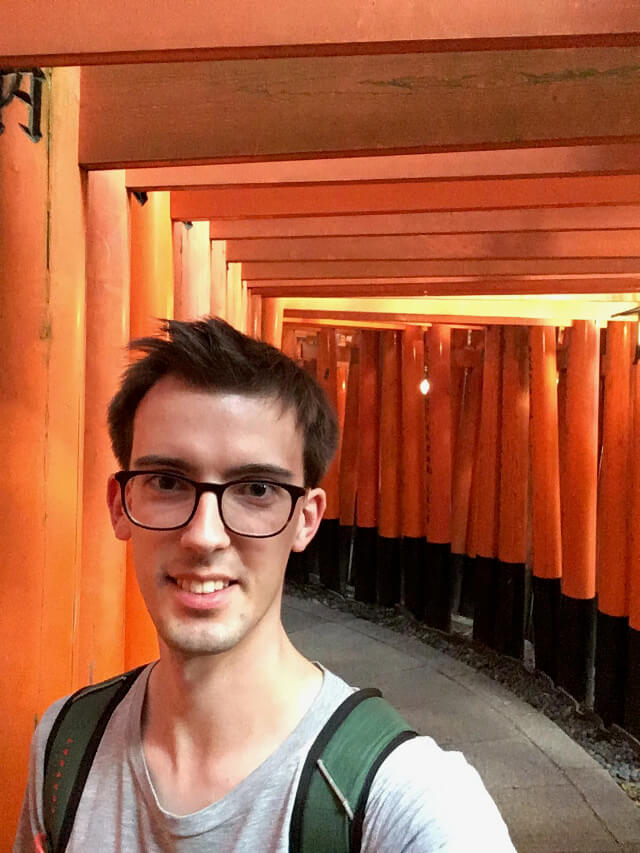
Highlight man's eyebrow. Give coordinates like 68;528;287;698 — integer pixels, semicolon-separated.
131;455;196;473
222;463;295;481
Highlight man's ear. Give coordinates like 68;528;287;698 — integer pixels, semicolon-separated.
291;488;326;553
107;475;132;541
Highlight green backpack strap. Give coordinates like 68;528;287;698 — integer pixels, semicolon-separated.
42;665;146;853
289;688;417;853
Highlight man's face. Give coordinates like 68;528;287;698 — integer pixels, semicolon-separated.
107;375;324;659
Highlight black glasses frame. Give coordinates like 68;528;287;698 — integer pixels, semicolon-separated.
114;470;307;538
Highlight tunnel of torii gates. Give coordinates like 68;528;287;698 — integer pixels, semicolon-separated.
4;2;640;841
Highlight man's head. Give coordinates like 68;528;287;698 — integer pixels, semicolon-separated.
108;317;338;487
106;317;338;659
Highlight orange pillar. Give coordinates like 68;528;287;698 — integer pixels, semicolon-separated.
595;321;634;725
425;324;453;630
495;326;529;658
316;329;341;590
0;67;86;847
626;341;640;737
262;298;284;348
471;326;502;645
378;331;403;606
173;221;211;320
558;319;599;703
210;239;227;319
250;294;263;340
529;326;563;680
281;326;297;360
338;343;360;587
226;262;243;331
127;190;173;669
353;330;380;603
401;325;427;618
75;170;129;690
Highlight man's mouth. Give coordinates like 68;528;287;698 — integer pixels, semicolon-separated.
171;577;236;595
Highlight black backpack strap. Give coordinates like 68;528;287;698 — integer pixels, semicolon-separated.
289;688;417;853
43;665;146;853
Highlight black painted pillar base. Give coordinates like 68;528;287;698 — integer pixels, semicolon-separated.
493;560;526;659
403;536;426;620
557;594;596;705
317;517;341;592
424;541;452;632
624;625;640;739
458;555;476;618
377;535;402;607
338;524;354;590
532;576;561;682
473;556;499;646
352;525;378;604
594;611;629;727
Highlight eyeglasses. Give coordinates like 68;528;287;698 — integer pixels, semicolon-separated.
114;470;307;538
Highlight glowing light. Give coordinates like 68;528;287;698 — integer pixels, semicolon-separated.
419;378;430;395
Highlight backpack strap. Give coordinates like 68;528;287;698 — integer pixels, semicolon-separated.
42;665;146;853
289;688;417;853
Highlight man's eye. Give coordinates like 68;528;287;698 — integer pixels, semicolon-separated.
148;474;184;491
246;482;271;498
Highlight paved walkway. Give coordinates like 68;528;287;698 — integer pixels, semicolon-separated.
283;594;640;853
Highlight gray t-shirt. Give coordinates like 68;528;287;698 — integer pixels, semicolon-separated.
14;665;515;851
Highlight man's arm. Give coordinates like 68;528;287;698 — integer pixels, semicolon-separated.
361;736;516;852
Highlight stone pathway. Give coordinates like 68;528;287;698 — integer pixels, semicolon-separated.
283;594;640;853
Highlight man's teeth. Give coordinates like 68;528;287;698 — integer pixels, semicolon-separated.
175;578;231;594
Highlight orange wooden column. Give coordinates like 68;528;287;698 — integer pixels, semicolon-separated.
281;326;298;361
495;326;529;658
0;68;86;848
353;330;380;603
173;220;211;320
471;326;503;645
558;319;599;703
210;239;227;319
128;190;173;669
338;343;360;587
249;293;263;340
425;324;453;630
316;328;342;590
595;321;634;725
450;340;482;617
75;170;129;690
626;342;640;737
378;331;403;606
262;297;284;348
529;326;563;681
401;325;427;618
226;262;243;331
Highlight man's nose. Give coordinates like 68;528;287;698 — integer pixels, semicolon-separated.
179;491;231;551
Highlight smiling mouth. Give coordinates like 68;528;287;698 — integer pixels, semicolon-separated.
171;577;237;595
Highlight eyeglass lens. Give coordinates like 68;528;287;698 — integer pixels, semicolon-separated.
123;473;294;535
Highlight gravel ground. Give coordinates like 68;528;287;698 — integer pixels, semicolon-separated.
285;579;640;806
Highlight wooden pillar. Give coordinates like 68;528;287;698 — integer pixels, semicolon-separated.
529;326;563;681
210;239;227;320
495;326;529;659
626;342;640;737
75;170;129;690
250;293;263;340
401;326;427;618
471;326;502;646
262;298;284;349
316;329;341;591
378;331;403;606
128;190;173;669
0;68;86;847
173;221;210;321
353;330;380;603
595;321;634;725
425;324;453;630
338;344;360;588
226;262;243;331
241;280;248;334
558;320;599;703
450;342;483;617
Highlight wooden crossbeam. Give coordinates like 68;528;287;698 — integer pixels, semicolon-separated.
81;49;640;167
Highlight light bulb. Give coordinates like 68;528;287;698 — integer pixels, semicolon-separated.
419;378;430;395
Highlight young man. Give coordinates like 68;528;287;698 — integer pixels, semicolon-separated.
15;318;514;851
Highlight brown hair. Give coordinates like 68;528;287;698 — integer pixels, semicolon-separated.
108;317;338;487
